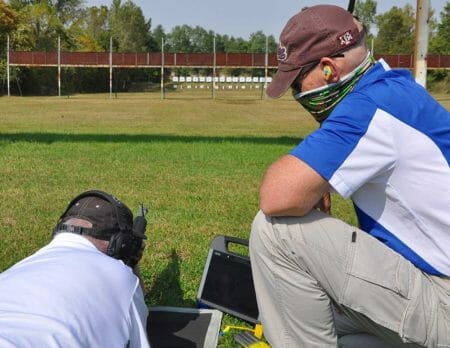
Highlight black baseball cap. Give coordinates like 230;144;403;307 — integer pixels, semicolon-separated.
56;190;133;240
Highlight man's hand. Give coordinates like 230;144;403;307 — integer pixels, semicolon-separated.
314;192;331;215
136;241;145;264
132;242;146;293
133;264;146;294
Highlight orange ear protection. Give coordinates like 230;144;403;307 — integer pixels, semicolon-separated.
323;65;332;81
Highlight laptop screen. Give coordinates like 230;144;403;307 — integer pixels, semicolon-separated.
199;250;259;322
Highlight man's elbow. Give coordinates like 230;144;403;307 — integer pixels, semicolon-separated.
259;183;283;215
259;194;310;217
259;197;278;216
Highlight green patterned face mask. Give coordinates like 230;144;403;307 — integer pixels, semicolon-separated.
292;52;374;124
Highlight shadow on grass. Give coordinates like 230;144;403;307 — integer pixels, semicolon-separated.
147;249;196;307
0;132;301;146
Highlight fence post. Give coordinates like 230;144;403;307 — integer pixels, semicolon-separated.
263;36;268;100
161;38;165;100
213;34;216;99
109;36;113;99
58;36;61;97
7;35;10;97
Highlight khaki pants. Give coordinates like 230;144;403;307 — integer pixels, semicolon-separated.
249;210;450;348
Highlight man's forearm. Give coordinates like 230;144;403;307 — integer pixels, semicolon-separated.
259;155;330;217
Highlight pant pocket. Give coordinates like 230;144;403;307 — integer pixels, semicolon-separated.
399;286;435;345
341;231;412;333
438;303;450;347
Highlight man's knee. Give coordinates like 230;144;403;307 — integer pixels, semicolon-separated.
250;210;328;257
249;210;270;254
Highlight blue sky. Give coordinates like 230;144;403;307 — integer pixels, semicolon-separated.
85;0;447;39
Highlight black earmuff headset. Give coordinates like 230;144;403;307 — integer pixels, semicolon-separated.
53;190;147;267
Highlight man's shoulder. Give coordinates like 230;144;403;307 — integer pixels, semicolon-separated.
354;60;415;94
36;234;136;282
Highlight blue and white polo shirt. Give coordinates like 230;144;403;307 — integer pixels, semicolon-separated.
291;60;450;277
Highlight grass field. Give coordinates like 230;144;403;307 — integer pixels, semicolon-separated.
1;90;449;346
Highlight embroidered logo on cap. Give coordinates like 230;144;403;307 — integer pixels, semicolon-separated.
338;31;354;47
277;44;288;62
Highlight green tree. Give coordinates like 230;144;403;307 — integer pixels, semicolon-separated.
8;0;33;11
374;5;415;54
150;24;166;51
110;0;151;52
0;0;18;38
429;2;450;54
214;33;228;52
223;36;248;53
166;25;195;52
51;0;84;27
9;0;82;24
191;26;214;52
68;5;110;51
354;0;377;38
248;31;276;53
12;2;64;50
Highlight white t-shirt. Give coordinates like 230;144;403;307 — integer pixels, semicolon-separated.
0;233;150;348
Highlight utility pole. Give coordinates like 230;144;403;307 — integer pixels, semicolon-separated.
413;0;430;87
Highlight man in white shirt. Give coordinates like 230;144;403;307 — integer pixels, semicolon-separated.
0;190;150;348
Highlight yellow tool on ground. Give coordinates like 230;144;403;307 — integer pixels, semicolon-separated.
234;331;270;348
222;323;263;339
223;324;269;347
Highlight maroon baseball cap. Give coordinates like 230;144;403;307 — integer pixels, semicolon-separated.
267;5;364;98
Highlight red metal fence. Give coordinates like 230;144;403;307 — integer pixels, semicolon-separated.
9;51;449;69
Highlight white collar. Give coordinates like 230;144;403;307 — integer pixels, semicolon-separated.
50;232;99;252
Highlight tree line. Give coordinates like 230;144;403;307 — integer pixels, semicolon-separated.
0;0;449;95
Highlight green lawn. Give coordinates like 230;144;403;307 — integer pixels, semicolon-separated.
1;91;449;346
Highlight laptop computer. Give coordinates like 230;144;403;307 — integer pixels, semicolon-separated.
197;235;259;324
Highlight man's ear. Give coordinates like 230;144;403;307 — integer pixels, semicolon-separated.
84;235;109;253
320;57;340;83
